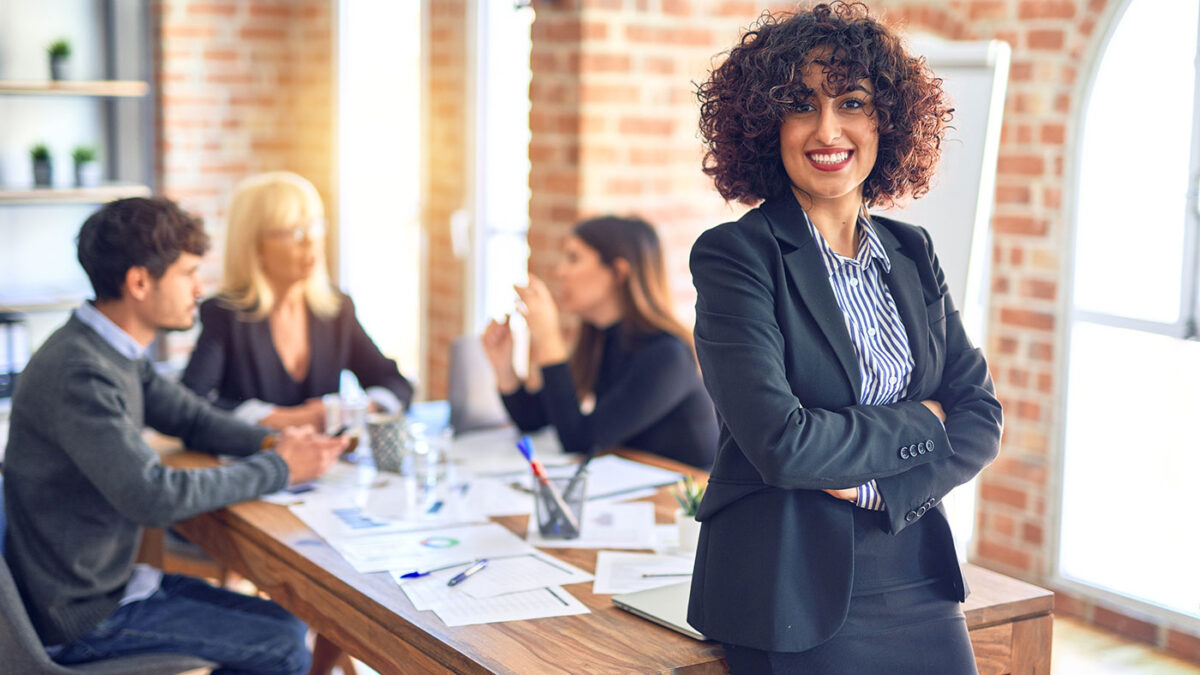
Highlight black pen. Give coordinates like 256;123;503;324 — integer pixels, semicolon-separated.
563;444;602;499
447;559;488;587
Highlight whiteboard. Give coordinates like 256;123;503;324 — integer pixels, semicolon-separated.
875;39;1011;561
876;39;1011;343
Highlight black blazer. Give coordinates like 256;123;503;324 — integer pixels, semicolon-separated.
181;293;414;411
686;195;1003;651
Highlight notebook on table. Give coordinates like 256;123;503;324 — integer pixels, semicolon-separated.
611;581;708;641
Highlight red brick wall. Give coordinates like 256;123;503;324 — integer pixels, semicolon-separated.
527;0;1200;661
423;0;470;400
154;0;334;358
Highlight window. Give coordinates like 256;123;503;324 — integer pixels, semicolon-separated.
467;1;534;334
1058;0;1200;622
336;0;424;385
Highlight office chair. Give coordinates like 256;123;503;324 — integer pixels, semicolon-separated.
0;474;217;674
448;334;511;433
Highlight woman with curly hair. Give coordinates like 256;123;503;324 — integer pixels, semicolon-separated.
687;3;1002;671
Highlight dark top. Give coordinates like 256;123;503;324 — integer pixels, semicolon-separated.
181;293;414;410
685;195;1002;651
500;323;718;469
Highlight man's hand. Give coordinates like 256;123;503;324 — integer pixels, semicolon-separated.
270;426;347;485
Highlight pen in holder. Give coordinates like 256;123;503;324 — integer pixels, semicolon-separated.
516;436;583;539
534;473;586;540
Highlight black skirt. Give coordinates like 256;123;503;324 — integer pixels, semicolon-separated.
721;507;978;675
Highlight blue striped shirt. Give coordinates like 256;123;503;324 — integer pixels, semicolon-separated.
803;212;914;511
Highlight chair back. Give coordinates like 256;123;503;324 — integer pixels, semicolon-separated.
0;473;69;673
448;335;512;432
0;474;216;674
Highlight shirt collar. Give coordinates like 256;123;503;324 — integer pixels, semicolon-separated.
74;301;149;361
802;209;893;275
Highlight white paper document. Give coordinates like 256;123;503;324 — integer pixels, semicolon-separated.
392;552;592;607
260;461;383;505
526;501;657;549
335;522;537;574
499;455;681;502
592;551;695;595
447;427;573;475
434;585;588;627
459;553;592;599
393;565;589;626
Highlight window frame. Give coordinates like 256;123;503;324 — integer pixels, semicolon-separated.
1052;0;1200;631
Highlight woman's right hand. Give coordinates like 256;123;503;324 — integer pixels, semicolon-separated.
921;399;946;423
481;316;521;394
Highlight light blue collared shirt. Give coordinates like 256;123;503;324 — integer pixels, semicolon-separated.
74;301;149;361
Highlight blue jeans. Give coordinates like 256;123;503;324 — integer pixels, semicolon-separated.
53;574;311;675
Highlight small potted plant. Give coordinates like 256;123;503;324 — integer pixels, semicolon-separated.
72;145;100;187
47;38;71;81
30;143;52;187
671;475;705;552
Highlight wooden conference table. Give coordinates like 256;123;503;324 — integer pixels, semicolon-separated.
159;449;1052;674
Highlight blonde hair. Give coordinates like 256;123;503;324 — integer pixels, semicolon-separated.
219;171;341;320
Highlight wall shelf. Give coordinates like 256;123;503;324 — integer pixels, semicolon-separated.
0;183;152;204
0;80;148;98
0;296;84;314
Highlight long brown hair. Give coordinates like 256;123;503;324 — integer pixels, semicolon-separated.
567;216;694;397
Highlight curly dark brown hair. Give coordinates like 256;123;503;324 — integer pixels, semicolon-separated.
697;2;953;207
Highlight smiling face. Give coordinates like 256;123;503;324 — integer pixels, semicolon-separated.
553;235;621;320
778;62;879;212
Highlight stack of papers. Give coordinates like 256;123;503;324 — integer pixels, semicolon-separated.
593;551;695;595
527;502;657;550
327;522;535;574
391;552;593;626
268;426;695;627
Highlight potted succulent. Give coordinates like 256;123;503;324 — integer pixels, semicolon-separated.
671;475;705;552
48;38;71;81
30;144;52;187
72;146;100;187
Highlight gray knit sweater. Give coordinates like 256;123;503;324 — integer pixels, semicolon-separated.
2;315;288;645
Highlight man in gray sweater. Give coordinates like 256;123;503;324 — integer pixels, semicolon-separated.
3;197;347;673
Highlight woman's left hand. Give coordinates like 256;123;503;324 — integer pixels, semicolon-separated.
515;274;569;366
823;487;858;502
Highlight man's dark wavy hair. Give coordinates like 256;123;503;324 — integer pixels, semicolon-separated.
697;1;953;207
77;197;209;300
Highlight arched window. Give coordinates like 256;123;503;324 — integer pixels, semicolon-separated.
1058;0;1200;622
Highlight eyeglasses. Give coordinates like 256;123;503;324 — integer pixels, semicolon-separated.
263;219;326;244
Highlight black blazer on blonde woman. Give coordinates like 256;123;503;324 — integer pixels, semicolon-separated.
182;293;413;411
686;194;1003;651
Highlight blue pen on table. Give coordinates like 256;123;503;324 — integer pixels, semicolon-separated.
399;560;474;580
447;559;488;587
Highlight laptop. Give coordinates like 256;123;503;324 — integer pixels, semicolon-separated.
447;335;512;433
612;581;708;641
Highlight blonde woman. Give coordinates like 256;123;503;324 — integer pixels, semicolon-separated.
182;171;413;430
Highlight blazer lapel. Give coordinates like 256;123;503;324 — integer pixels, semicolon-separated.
873;222;929;392
760;196;862;400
